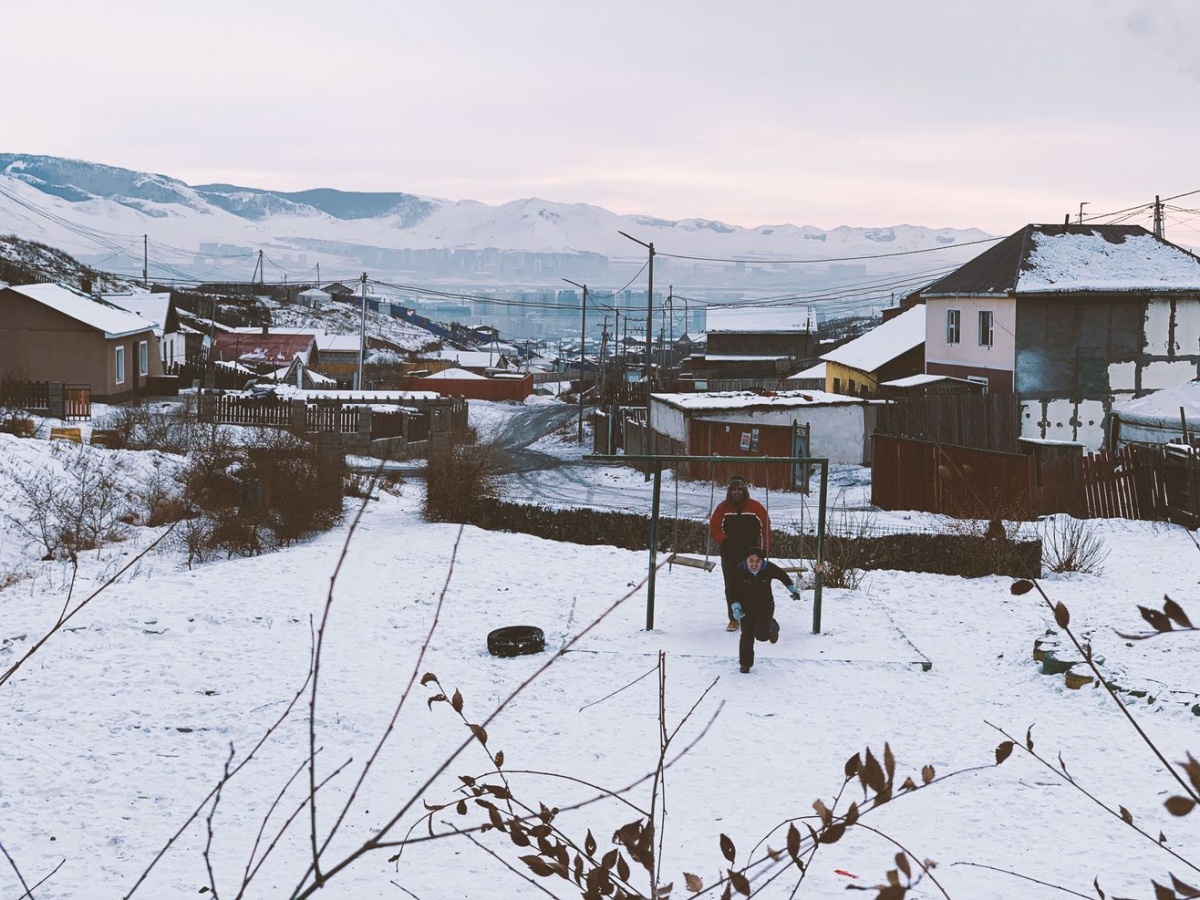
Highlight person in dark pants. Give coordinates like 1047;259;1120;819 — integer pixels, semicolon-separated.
709;475;770;631
731;548;800;673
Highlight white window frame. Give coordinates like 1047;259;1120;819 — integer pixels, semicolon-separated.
138;340;149;376
967;375;990;394
115;345;126;385
946;309;961;344
978;310;994;348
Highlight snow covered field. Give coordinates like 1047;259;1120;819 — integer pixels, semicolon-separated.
1;400;1199;899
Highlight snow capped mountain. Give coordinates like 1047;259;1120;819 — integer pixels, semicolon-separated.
0;153;993;291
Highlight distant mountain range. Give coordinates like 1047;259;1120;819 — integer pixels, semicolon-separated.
0;153;994;307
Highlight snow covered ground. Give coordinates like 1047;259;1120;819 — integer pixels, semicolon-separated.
1;399;1199;899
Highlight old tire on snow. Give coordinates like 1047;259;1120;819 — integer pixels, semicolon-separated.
487;625;545;658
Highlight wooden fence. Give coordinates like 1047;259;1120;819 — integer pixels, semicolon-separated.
875;393;1022;453
1039;443;1200;526
872;434;1036;518
0;380;91;420
875;434;1200;526
215;395;293;427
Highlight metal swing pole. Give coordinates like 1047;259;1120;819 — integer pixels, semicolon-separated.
813;461;828;633
647;460;663;630
586;452;828;633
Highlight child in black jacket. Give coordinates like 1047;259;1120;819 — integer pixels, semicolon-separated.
731;548;800;673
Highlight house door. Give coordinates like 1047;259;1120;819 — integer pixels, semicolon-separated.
792;420;811;494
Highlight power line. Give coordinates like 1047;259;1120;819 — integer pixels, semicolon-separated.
655;234;1004;265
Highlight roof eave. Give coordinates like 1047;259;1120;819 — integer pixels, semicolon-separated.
921;291;1012;300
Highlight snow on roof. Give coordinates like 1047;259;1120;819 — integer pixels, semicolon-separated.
1018;230;1200;293
1111;379;1200;424
653;389;871;412
699;354;789;362
423;367;486;380
820;305;925;372
786;362;826;381
880;373;972;388
705;306;813;332
272;386;440;402
214;359;256;374
426;350;502;368
318;334;362;352
7;283;156;339
298;288;331;297
101;293;170;331
271;364;338;385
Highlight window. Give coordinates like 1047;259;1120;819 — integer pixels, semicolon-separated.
115;346;126;384
138;340;149;376
978;310;994;348
848;378;857;394
832;377;842;393
967;375;990;394
946;309;961;345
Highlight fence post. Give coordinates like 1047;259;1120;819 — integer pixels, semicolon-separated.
48;382;64;419
198;391;216;422
291;399;308;433
358;406;373;438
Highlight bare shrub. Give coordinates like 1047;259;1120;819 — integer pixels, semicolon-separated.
422;432;496;523
96;399;198;455
1041;514;1110;574
821;501;875;589
242;430;345;546
6;443;132;559
171;426;344;562
122;453;187;527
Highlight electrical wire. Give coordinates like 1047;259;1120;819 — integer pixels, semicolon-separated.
655;234;1004;265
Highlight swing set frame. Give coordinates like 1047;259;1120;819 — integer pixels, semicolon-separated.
584;453;830;633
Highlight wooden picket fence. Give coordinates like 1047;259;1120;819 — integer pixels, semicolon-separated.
875;435;1200;526
1037;443;1199;526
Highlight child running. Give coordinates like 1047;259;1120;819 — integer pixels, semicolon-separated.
730;547;801;674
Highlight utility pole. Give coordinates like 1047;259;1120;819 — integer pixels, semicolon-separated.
1153;195;1164;239
617;231;655;386
358;272;367;390
316;262;320;286
563;278;589;443
667;286;674;366
1078;202;1088;225
143;234;148;288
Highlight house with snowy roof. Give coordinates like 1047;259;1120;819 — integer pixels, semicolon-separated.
916;223;1200;448
0;282;163;401
101;291;191;368
686;307;816;385
298;287;331;309
819;304;926;397
649;389;884;480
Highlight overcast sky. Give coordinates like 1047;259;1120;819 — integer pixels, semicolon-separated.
8;0;1200;238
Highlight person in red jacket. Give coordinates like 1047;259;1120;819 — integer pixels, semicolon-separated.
709;475;770;631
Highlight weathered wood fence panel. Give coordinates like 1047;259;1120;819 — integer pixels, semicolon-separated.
215;395;294;427
872;434;1035;517
305;402;358;433
875;393;1022;453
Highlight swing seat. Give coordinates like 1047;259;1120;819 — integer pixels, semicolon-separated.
666;553;716;572
776;565;808;574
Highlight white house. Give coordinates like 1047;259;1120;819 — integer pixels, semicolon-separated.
649;389;883;467
919;223;1200;448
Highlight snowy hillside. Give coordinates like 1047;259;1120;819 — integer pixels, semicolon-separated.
0;153;994;291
